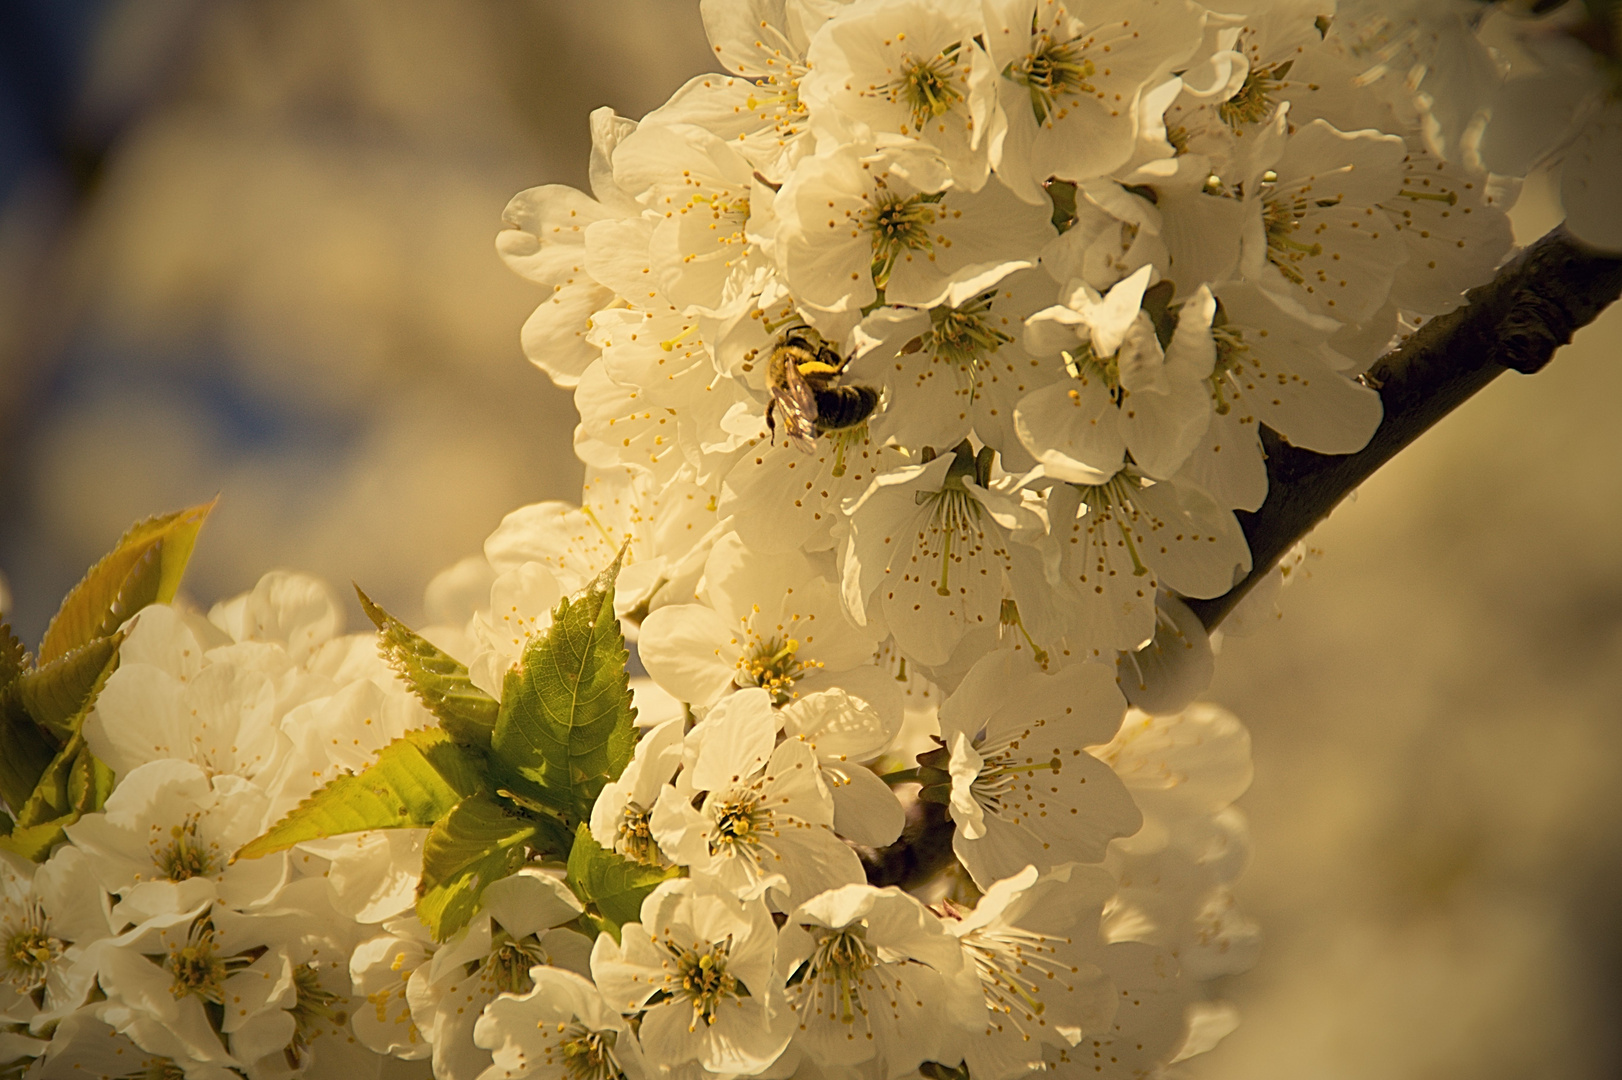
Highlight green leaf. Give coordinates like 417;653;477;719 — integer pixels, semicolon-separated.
0;818;73;862
38;499;215;666
357;588;498;747
564;824;678;935
1048;179;1078;234
491;555;637;825
0;623;24;691
416;792;538;940
68;746;116;817
16;634;121;741
0;695;57;813
0;735;111;860
236;728;485;860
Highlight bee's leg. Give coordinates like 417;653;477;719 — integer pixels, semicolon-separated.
765;400;777;444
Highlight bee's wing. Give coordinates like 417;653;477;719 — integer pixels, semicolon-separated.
776;360;821;452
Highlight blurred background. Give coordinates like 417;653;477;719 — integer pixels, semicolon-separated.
0;2;1618;1077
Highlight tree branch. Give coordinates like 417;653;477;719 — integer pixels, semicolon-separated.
862;225;1622;891
1186;226;1622;629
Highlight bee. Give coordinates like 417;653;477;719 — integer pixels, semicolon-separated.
765;328;881;453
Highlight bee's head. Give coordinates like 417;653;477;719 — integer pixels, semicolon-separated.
779;325;846;375
779;325;825;351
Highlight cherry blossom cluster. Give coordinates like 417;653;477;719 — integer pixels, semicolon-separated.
1;574;446;1080
0;569;1253;1080
6;0;1596;1078
501;0;1517;673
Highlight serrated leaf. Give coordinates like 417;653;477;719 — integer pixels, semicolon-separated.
0;818;74;862
236;728;484;860
17;633;121;741
0;695;58;813
39;499;214;666
357;588;498;747
564;824;678;934
491;555;637;825
69;743;116;816
0;624;25;690
416;792;538;941
13;735;85;827
0;735;109;860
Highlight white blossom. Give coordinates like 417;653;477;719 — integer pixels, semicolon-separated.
590;879;790;1075
938;650;1141;887
946;864;1117;1080
474;967;648;1080
778;883;978;1076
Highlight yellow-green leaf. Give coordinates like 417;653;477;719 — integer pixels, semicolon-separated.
39;499;215;666
0;623;24;690
17;633;121;741
491;554;637;825
416;792;538;941
564;824;678;936
357;588;498;747
236;728;484;860
0;817;74;861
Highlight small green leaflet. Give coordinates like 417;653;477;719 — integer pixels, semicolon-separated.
0;500;214;859
0;734;115;861
17;635;122;742
236;728;484;860
564;824;679;938
0;624;24;688
417;792;539;940
235;555;644;944
0;693;57;814
491;554;638;825
356;588;498;748
37;499;214;666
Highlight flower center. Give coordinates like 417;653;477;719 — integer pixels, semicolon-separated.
959;922;1073;1028
969;733;1064;817
558;1024;624;1080
1070;473;1153;578
164;924;237;1004
1263;195;1331;285
673;938;740;1027
156;814;218;883
1007;34;1096;124
615;802;660;865
1209;324;1248;415
2;901;60;993
865;189;939;289
927;291;1013;374
487;933;549;995
708;792;767;857
286;962;349;1067
744;70;810;134
917;484;984;598
1064;340;1121;398
736;633;820;704
1218;59;1293;129
680;189;752;252
791;925;877;1027
884;48;966;129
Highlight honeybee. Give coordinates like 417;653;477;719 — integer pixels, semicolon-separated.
765;328;881;453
